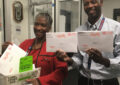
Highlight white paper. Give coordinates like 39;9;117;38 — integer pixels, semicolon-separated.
0;44;27;75
77;31;113;52
46;32;77;52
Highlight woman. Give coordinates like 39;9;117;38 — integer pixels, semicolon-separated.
19;13;68;85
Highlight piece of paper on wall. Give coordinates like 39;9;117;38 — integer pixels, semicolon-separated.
0;44;27;75
46;32;77;52
77;31;113;52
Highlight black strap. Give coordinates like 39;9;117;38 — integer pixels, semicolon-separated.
35;41;43;66
77;47;83;69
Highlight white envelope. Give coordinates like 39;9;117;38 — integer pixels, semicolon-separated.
77;31;113;52
46;32;77;52
0;44;27;75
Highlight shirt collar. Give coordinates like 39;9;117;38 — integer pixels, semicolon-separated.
87;14;104;30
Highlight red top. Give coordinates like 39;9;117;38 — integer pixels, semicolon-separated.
19;38;68;85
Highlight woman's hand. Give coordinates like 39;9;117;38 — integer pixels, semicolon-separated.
26;78;41;85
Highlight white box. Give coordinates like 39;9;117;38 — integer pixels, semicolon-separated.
0;68;41;85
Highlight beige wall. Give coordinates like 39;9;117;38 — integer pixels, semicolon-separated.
5;0;29;45
81;0;120;24
103;0;120;19
0;0;4;53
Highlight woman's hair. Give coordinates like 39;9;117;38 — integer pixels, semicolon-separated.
34;12;53;28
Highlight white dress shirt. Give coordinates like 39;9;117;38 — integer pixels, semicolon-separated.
72;14;120;79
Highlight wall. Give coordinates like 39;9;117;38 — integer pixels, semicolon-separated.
0;0;4;53
103;0;120;19
5;0;29;45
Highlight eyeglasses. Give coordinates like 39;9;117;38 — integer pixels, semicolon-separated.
34;22;47;27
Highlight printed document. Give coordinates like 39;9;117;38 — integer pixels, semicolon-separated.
77;31;113;52
46;32;77;52
0;44;27;75
46;31;113;53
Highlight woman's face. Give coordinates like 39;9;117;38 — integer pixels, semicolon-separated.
34;16;50;39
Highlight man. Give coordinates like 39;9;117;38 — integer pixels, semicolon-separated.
56;0;120;85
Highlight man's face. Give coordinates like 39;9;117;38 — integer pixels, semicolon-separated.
83;0;102;19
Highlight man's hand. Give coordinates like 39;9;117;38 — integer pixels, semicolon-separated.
55;49;73;65
86;48;110;67
26;78;41;85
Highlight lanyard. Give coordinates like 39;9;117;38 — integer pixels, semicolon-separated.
26;40;43;67
87;57;91;70
98;17;105;30
87;17;105;31
26;40;54;67
87;17;105;70
26;46;32;55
